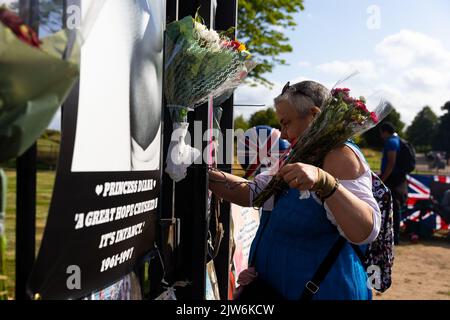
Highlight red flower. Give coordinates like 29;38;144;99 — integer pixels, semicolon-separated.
354;100;369;113
343;96;354;104
230;40;241;50
0;8;41;48
331;88;351;98
370;112;379;123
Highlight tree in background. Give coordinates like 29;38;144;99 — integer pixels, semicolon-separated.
17;0;306;87
238;0;305;86
433;101;450;157
234;115;249;131
362;104;405;149
406;106;438;153
248;108;280;129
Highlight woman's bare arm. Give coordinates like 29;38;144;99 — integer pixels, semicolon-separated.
208;170;251;207
278;145;375;244
322;146;374;244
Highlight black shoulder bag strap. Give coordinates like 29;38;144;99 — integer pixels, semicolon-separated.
299;237;370;300
299;236;347;300
252;193;358;300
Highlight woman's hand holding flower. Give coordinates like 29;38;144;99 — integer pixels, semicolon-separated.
278;163;339;201
278;163;319;192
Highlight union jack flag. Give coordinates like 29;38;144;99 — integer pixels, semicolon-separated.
402;174;450;232
237;126;290;179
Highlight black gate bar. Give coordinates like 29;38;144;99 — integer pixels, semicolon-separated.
212;0;237;301
16;0;39;301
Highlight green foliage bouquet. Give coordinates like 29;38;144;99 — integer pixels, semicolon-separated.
164;15;256;182
165;15;255;121
253;88;392;207
0;6;80;162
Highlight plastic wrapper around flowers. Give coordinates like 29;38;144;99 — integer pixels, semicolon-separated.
0;16;79;162
0;1;106;163
164;16;256;182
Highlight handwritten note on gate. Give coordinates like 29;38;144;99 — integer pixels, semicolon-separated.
231;204;260;278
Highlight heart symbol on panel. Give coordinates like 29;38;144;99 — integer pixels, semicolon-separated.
95;184;103;196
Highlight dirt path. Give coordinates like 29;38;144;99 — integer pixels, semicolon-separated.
374;239;450;300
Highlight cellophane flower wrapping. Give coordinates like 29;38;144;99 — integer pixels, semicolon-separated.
0;7;80;162
0;7;82;297
164;15;256;182
253;88;393;207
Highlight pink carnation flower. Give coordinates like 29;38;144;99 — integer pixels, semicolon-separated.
370;112;379;123
354;100;368;113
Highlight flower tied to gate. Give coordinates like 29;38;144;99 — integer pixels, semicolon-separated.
0;6;41;48
224;39;246;52
236;41;247;52
222;39;251;60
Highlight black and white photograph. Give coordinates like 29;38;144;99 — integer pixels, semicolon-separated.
72;0;165;172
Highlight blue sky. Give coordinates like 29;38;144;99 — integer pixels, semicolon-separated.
235;0;450;125
6;0;448;128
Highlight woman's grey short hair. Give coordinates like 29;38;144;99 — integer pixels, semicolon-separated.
274;81;330;117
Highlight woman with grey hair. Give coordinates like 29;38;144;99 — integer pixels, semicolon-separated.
209;80;381;300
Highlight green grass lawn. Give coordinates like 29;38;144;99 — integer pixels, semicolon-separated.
3;169;55;299
362;148;382;173
361;148;444;176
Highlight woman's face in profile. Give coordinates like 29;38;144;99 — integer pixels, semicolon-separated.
275;100;315;143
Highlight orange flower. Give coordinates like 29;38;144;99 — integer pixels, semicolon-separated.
238;43;246;52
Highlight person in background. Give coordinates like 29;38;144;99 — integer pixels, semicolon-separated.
379;122;408;245
238;125;291;179
434;152;446;172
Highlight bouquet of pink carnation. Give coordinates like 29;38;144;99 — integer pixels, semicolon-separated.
252;88;392;207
